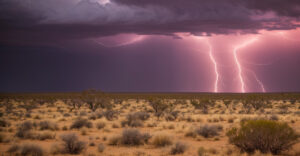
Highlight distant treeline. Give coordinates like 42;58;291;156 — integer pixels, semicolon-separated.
0;90;300;101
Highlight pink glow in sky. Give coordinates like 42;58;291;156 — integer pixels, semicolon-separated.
90;29;300;92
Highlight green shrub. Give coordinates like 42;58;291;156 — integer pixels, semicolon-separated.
227;120;299;154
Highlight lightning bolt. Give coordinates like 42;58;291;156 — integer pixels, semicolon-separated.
233;38;258;93
251;71;266;92
205;40;220;92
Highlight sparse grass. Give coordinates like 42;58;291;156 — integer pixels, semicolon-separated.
152;133;172;147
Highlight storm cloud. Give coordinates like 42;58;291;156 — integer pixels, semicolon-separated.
1;0;300;44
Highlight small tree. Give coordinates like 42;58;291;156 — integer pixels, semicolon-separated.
191;99;212;114
149;99;168;120
223;100;231;108
82;90;112;112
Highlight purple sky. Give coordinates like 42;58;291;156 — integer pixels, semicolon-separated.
1;0;300;93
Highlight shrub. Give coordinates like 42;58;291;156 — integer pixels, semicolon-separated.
96;121;106;129
170;142;187;155
185;129;197;138
121;113;145;127
70;118;93;129
196;124;220;138
39;120;59;131
0;119;10;127
62;125;68;131
269;114;279;121
197;147;206;156
7;144;20;154
98;143;105;153
0;133;4;143
112;123;119;128
103;110;118;121
38;131;56;140
133;112;150;121
50;143;62;155
108;129;150;146
227;120;299;154
121;129;145;146
108;135;122;145
17;144;44;156
149;99;168;120
152;134;172;147
60;133;86;154
15;121;34;138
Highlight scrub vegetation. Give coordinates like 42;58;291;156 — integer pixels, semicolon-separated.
0;91;299;155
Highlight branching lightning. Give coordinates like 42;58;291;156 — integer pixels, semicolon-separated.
251;70;266;92
233;38;258;93
205;40;220;93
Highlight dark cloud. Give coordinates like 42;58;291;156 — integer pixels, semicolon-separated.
244;0;300;17
0;0;299;44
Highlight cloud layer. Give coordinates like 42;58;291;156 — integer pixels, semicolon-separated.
1;0;300;44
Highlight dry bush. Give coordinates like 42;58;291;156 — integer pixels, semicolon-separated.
121;129;147;146
60;133;86;154
96;121;106;129
196;124;221;138
185;129;197;138
152;134;172;147
121;112;149;127
7;144;20;154
50;143;62;155
0;119;10;127
98;143;105;153
39;120;59;131
165;111;180;121
109;129;150;146
15;121;34;138
108;135;122;146
37;131;56;140
149;99;168;120
103;110;118;121
70;118;93;129
197;147;206;156
7;144;44;156
269;114;279;121
227;120;299;154
170;142;188;155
